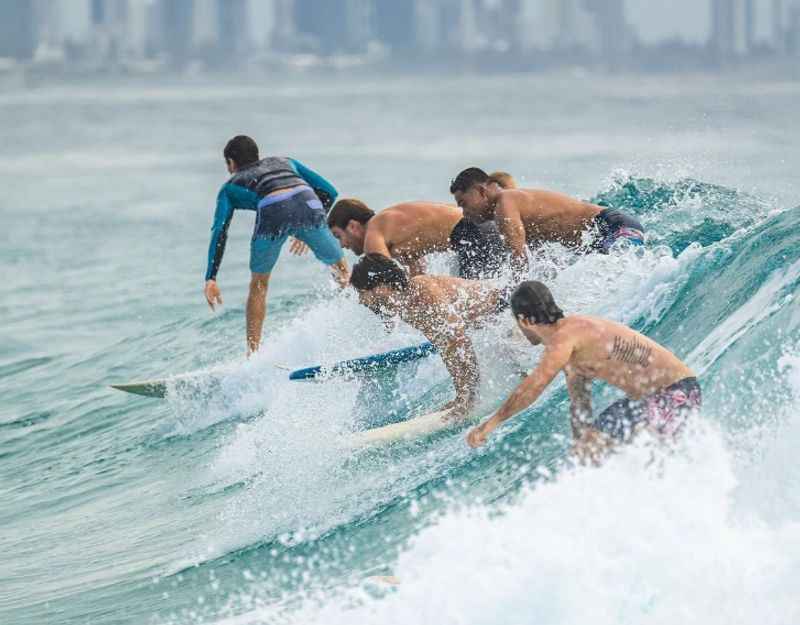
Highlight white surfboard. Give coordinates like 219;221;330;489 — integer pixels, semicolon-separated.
346;409;482;449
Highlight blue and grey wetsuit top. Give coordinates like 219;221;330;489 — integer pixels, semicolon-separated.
205;157;338;281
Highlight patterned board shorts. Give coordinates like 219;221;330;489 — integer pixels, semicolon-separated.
593;377;702;441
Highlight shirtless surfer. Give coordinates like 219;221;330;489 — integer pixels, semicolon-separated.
327;199;462;276
350;253;508;416
466;281;701;462
448;170;516;279
450;167;645;276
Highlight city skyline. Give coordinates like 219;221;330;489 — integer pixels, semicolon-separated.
0;0;799;75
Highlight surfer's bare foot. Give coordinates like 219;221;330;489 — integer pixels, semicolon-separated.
440;398;472;422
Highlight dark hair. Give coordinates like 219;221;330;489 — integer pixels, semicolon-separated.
327;198;375;230
450;167;490;194
510;281;564;325
350;254;409;291
223;135;259;167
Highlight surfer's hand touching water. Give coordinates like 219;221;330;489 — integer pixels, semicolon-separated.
466;423;489;448
204;280;223;310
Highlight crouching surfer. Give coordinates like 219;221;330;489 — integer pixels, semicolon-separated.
350;253;508;418
467;281;701;462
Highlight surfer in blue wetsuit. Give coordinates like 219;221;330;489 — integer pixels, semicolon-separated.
204;135;349;355
467;281;700;463
450;167;645;278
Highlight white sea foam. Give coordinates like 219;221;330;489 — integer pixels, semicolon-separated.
223;423;800;625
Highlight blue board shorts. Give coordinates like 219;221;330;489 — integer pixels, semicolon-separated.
250;186;343;274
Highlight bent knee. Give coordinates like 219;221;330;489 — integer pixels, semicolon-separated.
249;273;270;293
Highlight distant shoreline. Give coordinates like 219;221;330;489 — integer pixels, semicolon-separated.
1;56;798;93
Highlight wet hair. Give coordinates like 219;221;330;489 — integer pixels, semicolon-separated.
350;253;409;291
488;171;517;189
449;167;490;194
327;198;375;230
223;135;259;167
510;281;564;325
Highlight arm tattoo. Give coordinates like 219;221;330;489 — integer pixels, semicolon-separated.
609;335;652;367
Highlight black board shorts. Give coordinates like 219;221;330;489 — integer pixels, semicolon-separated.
449;218;508;279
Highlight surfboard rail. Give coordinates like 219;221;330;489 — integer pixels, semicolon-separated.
110;342;438;397
345;409;482;449
289;341;437;380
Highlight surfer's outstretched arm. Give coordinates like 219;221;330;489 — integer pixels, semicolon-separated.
495;196;529;278
329;257;350;288
467;336;573;447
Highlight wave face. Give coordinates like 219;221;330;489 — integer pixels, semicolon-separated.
3;77;800;625
185;185;799;625
6;178;800;625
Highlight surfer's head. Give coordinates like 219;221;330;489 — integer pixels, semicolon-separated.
328;199;375;255
488;171;517;189
510;281;565;345
223;135;259;173
350;253;409;317
450;167;497;222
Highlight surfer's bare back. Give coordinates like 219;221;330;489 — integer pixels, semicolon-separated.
467;281;700;462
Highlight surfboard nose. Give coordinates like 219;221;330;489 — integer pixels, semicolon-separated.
110;382;167;398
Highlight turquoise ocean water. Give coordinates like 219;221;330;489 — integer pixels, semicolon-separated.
1;74;800;624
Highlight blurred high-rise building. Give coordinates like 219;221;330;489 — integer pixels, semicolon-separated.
582;0;634;67
562;0;605;52
413;0;486;54
217;0;249;58
373;0;415;51
158;0;195;67
0;0;38;61
291;0;374;53
710;0;786;58
625;1;711;47
517;0;562;52
3;0;800;73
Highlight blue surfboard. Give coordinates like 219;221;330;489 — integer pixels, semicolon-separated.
111;343;438;397
289;342;437;380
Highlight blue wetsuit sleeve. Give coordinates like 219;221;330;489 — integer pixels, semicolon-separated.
205;185;235;281
289;158;338;209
